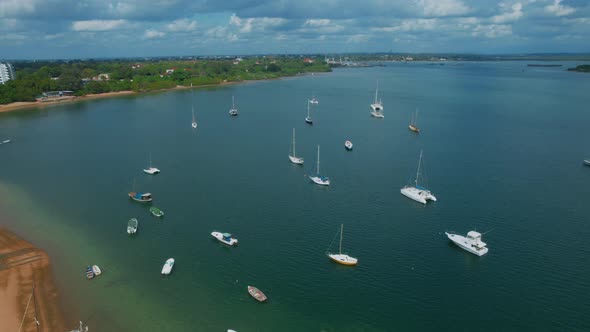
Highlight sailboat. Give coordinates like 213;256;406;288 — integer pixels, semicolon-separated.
229;95;238;116
128;179;152;202
409;109;420;133
309;145;330;186
370;80;384;118
305;101;313;124
400;150;437;204
327;224;358;266
143;153;160;174
191;84;198;128
288;128;304;165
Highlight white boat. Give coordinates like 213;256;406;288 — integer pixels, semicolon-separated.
309;145;330;186
1;140;10;144
370;81;384;118
191;84;198;128
229;95;238;116
68;321;89;332
409;108;420;133
309;96;319;104
327;224;358;266
400;150;436;204
344;140;353;150
289;128;304;165
584;159;590;166
92;265;102;276
127;218;138;234
143;153;160;174
161;258;175;275
445;231;488;256
211;231;238;246
305;101;313;124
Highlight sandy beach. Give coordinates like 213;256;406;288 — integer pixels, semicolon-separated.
0;229;65;332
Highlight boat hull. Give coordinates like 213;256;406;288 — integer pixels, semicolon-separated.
409;124;420;133
370;110;384;118
128;192;152;202
344;141;353;150
370;103;383;111
328;254;358;266
400;186;436;204
289;155;304;165
305;117;313;124
229;110;238;116
446;232;488;256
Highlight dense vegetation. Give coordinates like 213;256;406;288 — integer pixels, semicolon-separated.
567;65;590;73
0;57;330;104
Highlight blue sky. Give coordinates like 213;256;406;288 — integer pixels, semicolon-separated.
1;0;589;59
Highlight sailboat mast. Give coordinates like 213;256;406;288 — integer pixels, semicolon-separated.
339;224;343;254
292;128;296;156
317;145;320;174
307;101;311;118
415;150;423;186
149;152;152;167
415;109;418;125
374;81;379;104
232;95;235;109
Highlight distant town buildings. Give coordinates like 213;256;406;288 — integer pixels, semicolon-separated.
0;62;15;84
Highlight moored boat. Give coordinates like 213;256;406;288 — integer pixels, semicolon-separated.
370;80;384;117
92;265;102;276
150;207;164;217
401;150;436;204
128;192;152;202
584;159;590;166
127;218;138;234
309;145;330;186
445;231;488;256
305;101;313;124
211;231;239;246
409;109;420;133
345;140;353;150
229;95;238;116
85;266;94;279
247;286;267;302
289;128;304;165
161;258;175;275
327;224;358;266
143;153;160;174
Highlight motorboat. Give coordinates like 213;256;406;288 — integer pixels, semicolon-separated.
247;286;267;302
211;232;238;246
344;140;353;150
584;159;590;166
161;258;175;275
289;128;304;165
445;231;488;256
127;218;138;234
309;97;319;105
92;265;102;276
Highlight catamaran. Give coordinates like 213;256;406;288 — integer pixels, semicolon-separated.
143;153;160;174
370;81;384;118
289;128;304;165
211;231;239;246
409;109;420;133
305;101;313;124
247;286;267;302
327;224;358;266
191;84;198;128
161;258;175;275
229;95;238;116
127;218;138;234
445;231;489;256
309;145;330;186
401;150;436;204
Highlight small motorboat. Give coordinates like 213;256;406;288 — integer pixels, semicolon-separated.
584;159;590;166
127;218;138;234
92;265;102;276
128;192;152;202
143;167;160;175
247;286;267;302
85;266;94;279
161;258;175;275
150;207;164;217
445;231;488;256
211;232;238;246
345;140;353;150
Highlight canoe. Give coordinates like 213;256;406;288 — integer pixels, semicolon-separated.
150;207;164;217
247;286;267;302
92;265;102;276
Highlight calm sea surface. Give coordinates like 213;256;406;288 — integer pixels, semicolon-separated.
1;62;590;331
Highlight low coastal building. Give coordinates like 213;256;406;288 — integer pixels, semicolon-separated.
0;62;15;84
35;91;75;102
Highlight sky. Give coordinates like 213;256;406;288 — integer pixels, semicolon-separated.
0;0;589;59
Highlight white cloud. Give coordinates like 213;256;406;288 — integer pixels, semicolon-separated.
166;19;198;32
144;29;165;39
0;0;36;17
545;0;575;16
229;14;286;33
416;0;470;17
304;19;332;27
492;3;523;23
375;19;438;32
302;18;345;33
472;24;512;38
71;19;126;32
206;26;238;42
347;34;369;43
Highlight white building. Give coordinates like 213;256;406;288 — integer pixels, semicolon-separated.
0;62;15;84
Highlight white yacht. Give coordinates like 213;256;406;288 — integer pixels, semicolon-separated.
161;258;175;275
445;231;488;256
309;145;330;186
370;81;384;118
211;232;239;246
143;153;160;174
229;95;238;116
400;150;436;204
289;128;304;165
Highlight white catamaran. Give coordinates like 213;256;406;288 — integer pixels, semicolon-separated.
400;150;437;204
327;224;358;266
309;145;330;186
289;128;304;165
370;81;384;118
143;152;160;174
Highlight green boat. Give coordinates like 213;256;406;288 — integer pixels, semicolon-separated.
150;207;164;217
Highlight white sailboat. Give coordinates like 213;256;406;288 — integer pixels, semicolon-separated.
445;231;488;256
143;153;160;174
401;150;436;204
409;109;420;133
309;93;319;105
327;224;358;266
309;145;330;186
191;84;198;128
289;128;304;165
305;101;313;124
370;80;384;118
229;95;238;116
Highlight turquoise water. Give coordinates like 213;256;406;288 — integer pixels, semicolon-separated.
1;62;590;331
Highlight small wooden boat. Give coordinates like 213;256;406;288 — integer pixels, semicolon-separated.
92;265;102;276
150;207;164;217
247;286;267;302
85;266;94;279
127;218;138;234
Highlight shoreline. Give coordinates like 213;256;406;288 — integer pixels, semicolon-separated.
0;76;291;114
0;228;65;332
